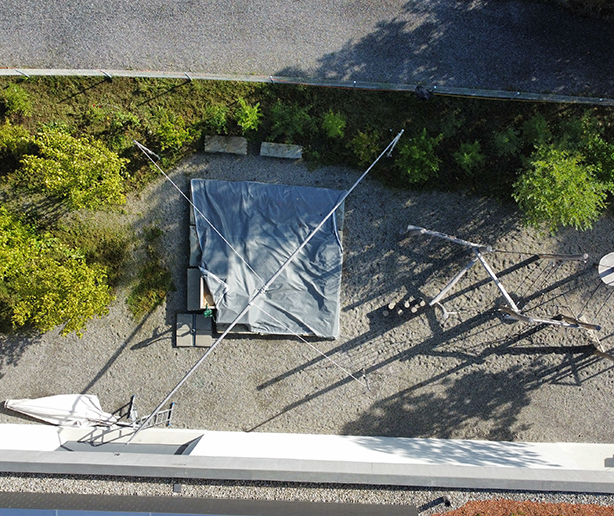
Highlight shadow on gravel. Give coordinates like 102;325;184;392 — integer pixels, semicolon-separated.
0;331;41;380
342;335;611;439
342;363;546;440
251;257;612;434
277;0;614;97
130;325;173;350
343;195;519;314
81;309;156;394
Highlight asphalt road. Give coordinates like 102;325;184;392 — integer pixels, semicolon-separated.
1;0;613;97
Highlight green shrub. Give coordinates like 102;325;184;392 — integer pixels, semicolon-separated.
395;129;443;183
512;145;608;233
1;84;32;117
83;104;108;125
202;104;229;135
55;218;132;287
109;110;140;133
574;118;614;184
322;111;346;139
235;98;262;134
0;122;31;159
492;127;520;157
347;130;381;167
454;140;486;174
522;114;551;148
440;109;465;138
39;120;73;134
269;101;313;142
18;128;128;209
557;116;585;148
151;107;193;153
583;133;614;184
109;111;140;152
0;206;113;336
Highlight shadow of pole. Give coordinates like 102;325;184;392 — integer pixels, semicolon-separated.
134;79;192;107
80;309;156;394
250;299;611;433
59;78;109;103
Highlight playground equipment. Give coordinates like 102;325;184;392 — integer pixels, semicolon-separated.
403;224;613;361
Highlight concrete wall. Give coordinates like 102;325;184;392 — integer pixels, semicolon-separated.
0;425;613;493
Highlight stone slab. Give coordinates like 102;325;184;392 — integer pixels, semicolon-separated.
189;225;200;267
175;313;213;348
204;135;247;155
175;313;194;347
194;313;213;333
187;268;202;312
194;313;213;347
260;142;302;159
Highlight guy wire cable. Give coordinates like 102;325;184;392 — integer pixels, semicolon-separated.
124;129;403;445
133;140;265;285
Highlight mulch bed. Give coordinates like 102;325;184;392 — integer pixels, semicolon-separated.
436;500;614;516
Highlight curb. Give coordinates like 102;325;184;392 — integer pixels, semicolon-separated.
1;68;613;106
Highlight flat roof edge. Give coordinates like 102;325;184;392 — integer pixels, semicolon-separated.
1;450;614;494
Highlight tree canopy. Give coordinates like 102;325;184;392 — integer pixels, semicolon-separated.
512;145;609;233
0;207;114;336
17;128;128;209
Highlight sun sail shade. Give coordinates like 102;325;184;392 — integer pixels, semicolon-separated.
5;394;118;427
191;179;345;338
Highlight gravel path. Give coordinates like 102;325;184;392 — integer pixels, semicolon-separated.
1;151;613;444
1;0;614;97
1;473;614;515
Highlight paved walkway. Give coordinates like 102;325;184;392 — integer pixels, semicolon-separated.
1;0;613;97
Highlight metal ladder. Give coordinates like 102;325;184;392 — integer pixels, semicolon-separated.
114;395;175;428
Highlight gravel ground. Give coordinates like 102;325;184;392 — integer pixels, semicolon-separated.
1;152;614;441
0;473;614;515
1;151;614;507
1;0;614;98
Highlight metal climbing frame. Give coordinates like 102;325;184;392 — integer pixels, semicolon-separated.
405;224;601;332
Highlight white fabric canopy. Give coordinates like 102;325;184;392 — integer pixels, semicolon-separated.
5;394;118;427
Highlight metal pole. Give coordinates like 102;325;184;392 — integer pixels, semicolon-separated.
498;306;601;331
538;253;589;262
1;68;613;106
124;130;404;445
429;257;478;306
405;225;492;252
474;250;520;312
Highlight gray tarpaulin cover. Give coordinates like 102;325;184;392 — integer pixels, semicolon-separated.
191;179;345;338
